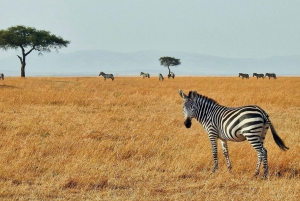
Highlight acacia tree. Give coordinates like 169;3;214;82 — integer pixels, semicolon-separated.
159;56;181;75
0;25;70;77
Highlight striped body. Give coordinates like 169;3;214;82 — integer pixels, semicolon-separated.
179;90;288;178
140;72;150;79
168;72;175;79
238;73;249;79
0;73;4;80
99;72;114;81
265;73;277;79
158;73;164;81
253;73;265;79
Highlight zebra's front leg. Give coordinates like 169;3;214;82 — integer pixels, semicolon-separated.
210;139;219;173
220;140;232;172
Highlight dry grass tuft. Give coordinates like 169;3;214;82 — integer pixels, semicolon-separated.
0;76;299;200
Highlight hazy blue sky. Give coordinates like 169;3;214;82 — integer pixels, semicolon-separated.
1;0;299;59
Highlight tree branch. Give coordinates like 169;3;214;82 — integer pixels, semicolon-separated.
25;46;36;56
17;55;23;62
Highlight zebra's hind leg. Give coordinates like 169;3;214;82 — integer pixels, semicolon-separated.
257;125;269;179
254;154;262;177
262;147;268;179
220;140;232;172
254;147;268;179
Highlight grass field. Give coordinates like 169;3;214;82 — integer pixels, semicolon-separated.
0;76;299;200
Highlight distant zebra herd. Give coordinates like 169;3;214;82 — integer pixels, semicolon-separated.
98;71;175;81
97;71;277;81
239;73;277;79
140;72;174;81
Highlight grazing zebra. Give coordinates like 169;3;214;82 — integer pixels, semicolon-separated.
265;73;277;79
158;73;164;81
140;72;150;79
0;73;4;80
99;71;114;81
178;89;288;179
253;73;265;79
168;72;175;79
238;73;249;79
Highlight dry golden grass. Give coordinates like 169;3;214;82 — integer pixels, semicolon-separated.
0;76;299;200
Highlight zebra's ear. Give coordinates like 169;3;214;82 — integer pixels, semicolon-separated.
178;89;187;99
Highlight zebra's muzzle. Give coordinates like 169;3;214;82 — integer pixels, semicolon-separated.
184;118;192;128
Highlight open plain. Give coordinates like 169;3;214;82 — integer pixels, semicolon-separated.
0;76;299;200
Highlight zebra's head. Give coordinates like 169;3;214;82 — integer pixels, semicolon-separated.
178;89;198;128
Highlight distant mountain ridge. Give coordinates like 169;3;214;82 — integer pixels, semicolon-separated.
0;50;299;76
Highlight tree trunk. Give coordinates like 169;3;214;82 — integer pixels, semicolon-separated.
21;63;26;77
17;54;26;77
167;66;171;74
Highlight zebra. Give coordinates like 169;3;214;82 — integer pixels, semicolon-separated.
178;89;288;179
99;72;114;81
265;73;277;79
140;72;150;79
168;72;175;79
253;73;265;79
238;73;249;79
158;73;164;81
0;73;4;80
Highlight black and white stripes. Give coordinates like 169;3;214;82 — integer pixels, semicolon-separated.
99;72;114;81
239;73;278;79
253;73;265;79
265;73;277;79
168;72;175;79
238;73;249;79
140;72;150;79
178;89;288;178
158;73;164;81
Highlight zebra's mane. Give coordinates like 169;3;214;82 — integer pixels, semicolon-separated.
188;91;219;105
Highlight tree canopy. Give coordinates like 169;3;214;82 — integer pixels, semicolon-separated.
0;25;70;77
159;56;181;75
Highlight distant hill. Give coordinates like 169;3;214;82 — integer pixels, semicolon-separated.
0;50;299;76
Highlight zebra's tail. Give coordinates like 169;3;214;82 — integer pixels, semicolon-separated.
270;123;289;151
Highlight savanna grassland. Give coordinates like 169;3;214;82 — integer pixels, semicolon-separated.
0;76;299;200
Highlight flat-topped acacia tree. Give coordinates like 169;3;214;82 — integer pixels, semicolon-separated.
0;25;70;77
159;56;181;75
